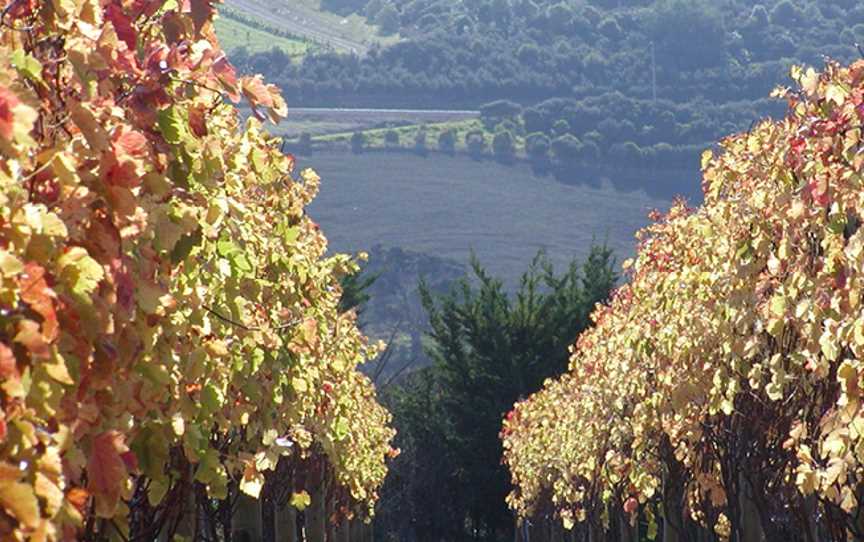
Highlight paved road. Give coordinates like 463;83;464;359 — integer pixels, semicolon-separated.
225;0;369;55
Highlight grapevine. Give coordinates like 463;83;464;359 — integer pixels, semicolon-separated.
0;1;394;539
503;60;864;539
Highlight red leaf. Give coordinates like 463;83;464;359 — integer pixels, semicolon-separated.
66;488;90;515
85;210;122;261
89;339;118;389
213;57;240;102
113;127;148;157
188;105;208;137
189;0;216;34
241;76;273;109
120;451;139;473
87;431;128;518
102;152;141;188
112;259;135;312
144;44;169;74
130;0;163;19
161;11;186;45
14;320;50;358
0;344;18;380
0;85;20;141
105;4;137;51
808;175;830;206
6;0;36;18
18;263;58;342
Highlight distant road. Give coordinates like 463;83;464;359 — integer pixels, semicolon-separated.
290;107;479;116
225;0;370;55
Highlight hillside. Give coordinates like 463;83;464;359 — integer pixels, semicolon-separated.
233;0;864;108
214;8;313;55
226;0;863;195
223;0;398;54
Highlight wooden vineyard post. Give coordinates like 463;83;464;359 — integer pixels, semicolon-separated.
305;482;326;542
275;504;298;542
233;493;263;541
333;519;350;542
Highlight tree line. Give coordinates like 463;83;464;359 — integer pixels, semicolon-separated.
229;0;863;110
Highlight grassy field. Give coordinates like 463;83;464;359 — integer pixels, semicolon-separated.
224;0;398;55
302;151;683;287
215;12;312;56
289;0;399;47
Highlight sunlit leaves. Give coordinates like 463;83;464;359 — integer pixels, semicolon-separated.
0;0;393;538
57;247;103;298
87;432;128;518
290;490;312;511
503;59;864;536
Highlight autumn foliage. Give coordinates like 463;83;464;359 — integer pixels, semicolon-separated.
502;61;864;540
0;0;394;539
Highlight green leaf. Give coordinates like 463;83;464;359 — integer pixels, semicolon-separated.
201;383;223;415
57;247;104;298
148;478;170;507
828;214;846;235
216;237;237;257
171;228;202;264
250;348;265;372
230;251;253;273
334;417;349;441
131;426;169;480
157;106;188;145
281;226;300;245
11;49;43;84
140;362;171;386
735;241;751;261
194;449;222;485
769;295;786;317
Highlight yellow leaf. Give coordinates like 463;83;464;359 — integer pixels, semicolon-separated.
854;319;864;347
769;294;786;317
0;481;41;529
840;486;858;513
239;466;264;498
51;152;80;187
796;468;818;495
291;377;308;394
820;330;840;362
0;251;23;277
289;490;311;511
171;413;185;436
35;472;64;516
44;354;74;385
800;67;819;95
204;339;229;358
51;0;78;19
826;83;848;106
